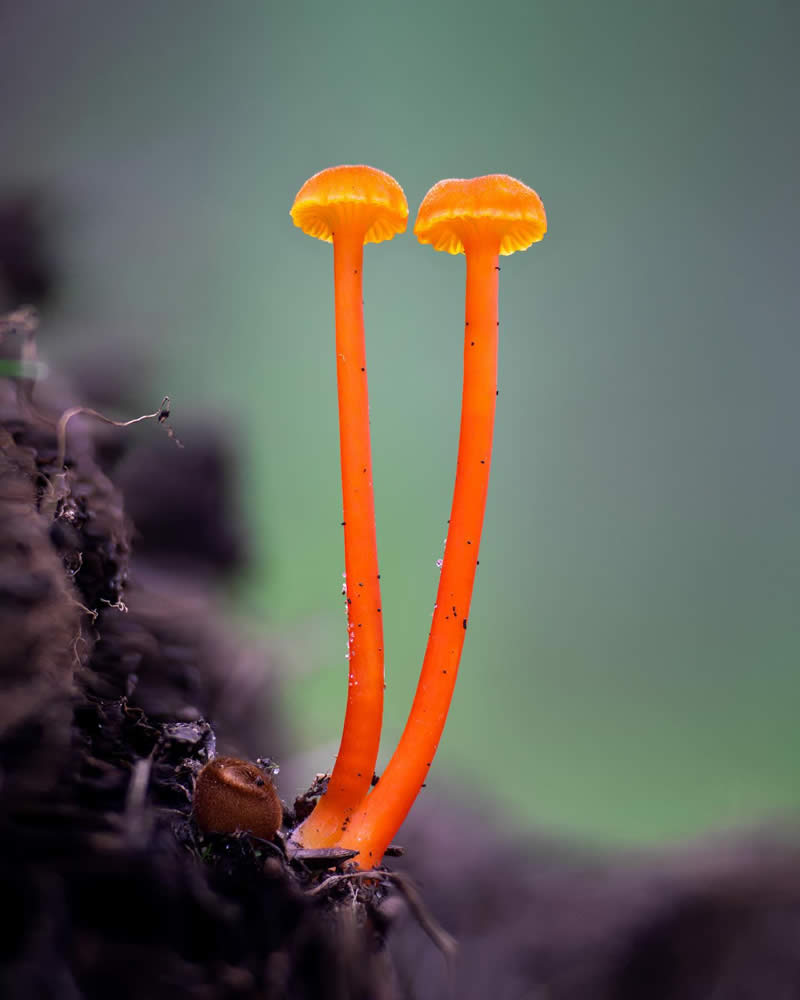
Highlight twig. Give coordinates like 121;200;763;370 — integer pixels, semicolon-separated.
125;757;152;818
71;599;99;623
387;871;459;962
306;869;385;896
306;867;458;976
100;597;128;613
71;628;89;667
55;396;179;473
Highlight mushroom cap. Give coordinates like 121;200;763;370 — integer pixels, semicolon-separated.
414;174;546;256
291;165;408;245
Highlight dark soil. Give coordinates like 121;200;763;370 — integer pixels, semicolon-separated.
0;332;396;1000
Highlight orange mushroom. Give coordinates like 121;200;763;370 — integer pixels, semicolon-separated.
338;174;546;867
289;165;408;848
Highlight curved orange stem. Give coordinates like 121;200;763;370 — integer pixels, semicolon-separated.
293;230;386;848
339;242;499;866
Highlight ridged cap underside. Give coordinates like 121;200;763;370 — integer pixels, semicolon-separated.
415;174;546;255
291;165;408;245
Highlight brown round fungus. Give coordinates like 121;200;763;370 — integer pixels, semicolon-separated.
193;756;282;841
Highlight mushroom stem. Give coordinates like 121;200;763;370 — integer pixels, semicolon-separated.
295;228;385;847
338;241;499;867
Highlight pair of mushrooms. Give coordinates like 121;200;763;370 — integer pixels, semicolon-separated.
195;166;546;869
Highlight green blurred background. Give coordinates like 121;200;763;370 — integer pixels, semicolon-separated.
2;0;798;844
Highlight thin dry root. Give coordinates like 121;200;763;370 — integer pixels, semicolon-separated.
55;395;181;473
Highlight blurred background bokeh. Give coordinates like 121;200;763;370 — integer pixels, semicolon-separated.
2;0;798;845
